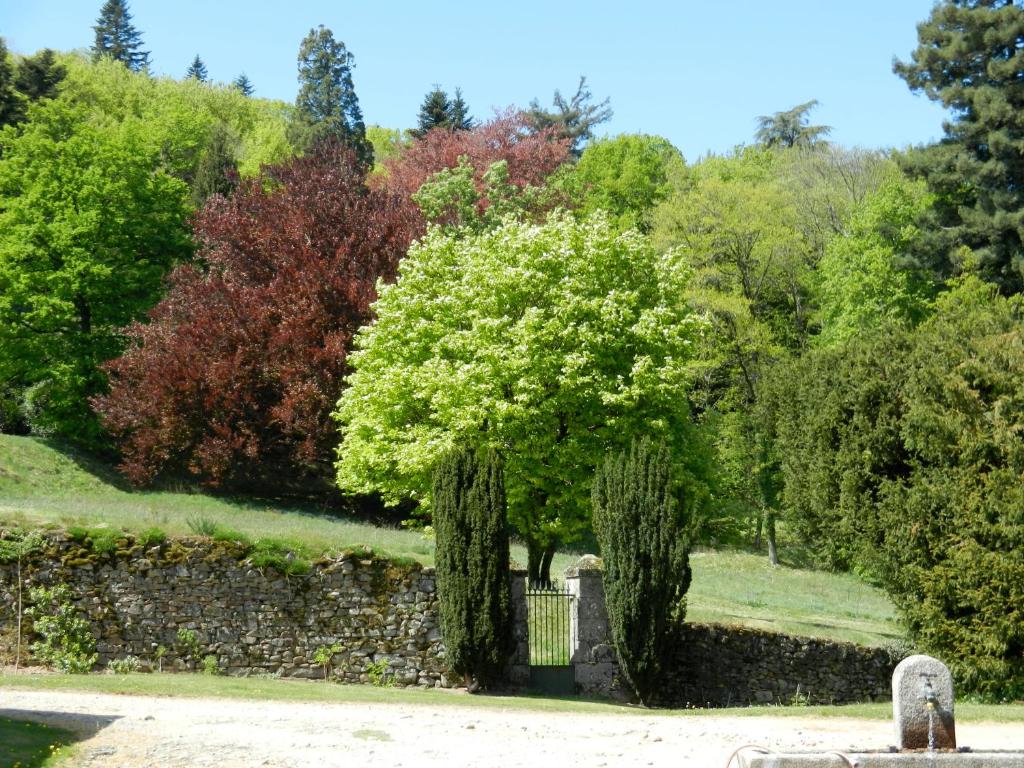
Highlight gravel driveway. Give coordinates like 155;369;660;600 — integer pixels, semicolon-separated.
3;688;1023;767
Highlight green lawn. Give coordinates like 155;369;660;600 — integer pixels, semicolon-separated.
0;717;76;767
2;673;1023;724
0;434;901;646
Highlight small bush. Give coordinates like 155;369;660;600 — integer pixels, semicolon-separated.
108;655;142;674
26;584;97;673
201;654;220;675
176;627;201;666
139;527;167;547
186;514;218;537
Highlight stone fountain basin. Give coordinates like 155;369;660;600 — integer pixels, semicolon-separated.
739;751;1024;767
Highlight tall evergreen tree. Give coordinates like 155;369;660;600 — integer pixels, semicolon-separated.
0;39;21;129
411;86;451;139
754;100;831;148
527;76;612;157
432;447;514;690
13;49;66;103
895;0;1024;294
191;121;237;207
294;25;372;166
232;73;254;96
185;55;208;82
92;0;150;72
591;437;696;706
449;87;474;131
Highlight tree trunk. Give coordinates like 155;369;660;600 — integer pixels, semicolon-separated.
766;509;779;567
753;512;764;550
539;545;556;589
527;540;543;588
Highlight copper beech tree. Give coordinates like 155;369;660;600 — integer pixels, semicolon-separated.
379;110;570;212
95;142;421;492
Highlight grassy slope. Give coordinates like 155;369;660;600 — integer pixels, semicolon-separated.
0;435;899;646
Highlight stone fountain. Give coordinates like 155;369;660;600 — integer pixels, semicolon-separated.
735;655;1023;767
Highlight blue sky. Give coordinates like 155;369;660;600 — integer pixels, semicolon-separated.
2;0;950;160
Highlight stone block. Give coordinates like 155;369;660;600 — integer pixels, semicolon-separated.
893;654;956;750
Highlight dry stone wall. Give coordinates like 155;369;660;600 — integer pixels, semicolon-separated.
0;532;447;686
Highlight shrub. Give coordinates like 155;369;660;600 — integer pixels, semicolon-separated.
591;437;697;705
108;655;142;674
26;584;97;673
432;447;513;690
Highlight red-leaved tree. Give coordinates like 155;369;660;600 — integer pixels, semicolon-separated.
95;142;422;492
379;110;571;207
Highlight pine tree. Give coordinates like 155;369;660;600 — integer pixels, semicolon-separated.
895;0;1024;293
591;437;695;705
92;0;150;72
191;122;237;207
185;55;208;83
13;49;66;102
432;447;514;690
449;87;474;131
232;73;253;96
527;76;612;157
411;86;451;139
294;25;372;166
411;86;474;139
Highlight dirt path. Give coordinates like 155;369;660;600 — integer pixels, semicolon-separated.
3;689;1023;767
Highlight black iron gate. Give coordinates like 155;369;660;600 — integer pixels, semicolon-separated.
526;584;576;694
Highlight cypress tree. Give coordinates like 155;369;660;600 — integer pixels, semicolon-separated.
185;55;208;83
233;73;254;97
92;0;150;72
432;447;514;690
191;122;238;207
591;437;695;706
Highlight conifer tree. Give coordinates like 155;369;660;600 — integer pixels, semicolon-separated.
92;0;150;72
754;100;831;148
294;25;372;166
13;49;66;103
895;0;1024;293
411;86;474;139
185;55;208;82
527;76;612;157
411;86;451;139
432;447;514;690
592;437;696;705
232;73;254;96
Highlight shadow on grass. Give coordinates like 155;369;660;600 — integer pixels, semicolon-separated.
0;709;119;767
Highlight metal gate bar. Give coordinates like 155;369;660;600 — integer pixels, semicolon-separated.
525;585;577;666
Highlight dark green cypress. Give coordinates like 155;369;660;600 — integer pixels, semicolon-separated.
432;447;513;689
592;437;694;706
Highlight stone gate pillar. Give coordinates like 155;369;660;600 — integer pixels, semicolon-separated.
565;555;620;697
508;569;529;686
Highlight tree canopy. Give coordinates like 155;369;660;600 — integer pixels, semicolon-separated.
334;212;711;584
527;76;612;157
754;100;831;149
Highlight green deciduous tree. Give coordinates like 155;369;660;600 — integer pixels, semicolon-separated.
527;76;612;157
0;99;192;442
92;0;150;72
185;55;208;82
294;25;371;166
334;212;710;585
816;171;937;346
755;100;831;149
433;447;513;689
567;133;683;232
592;437;696;706
894;0;1024;293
